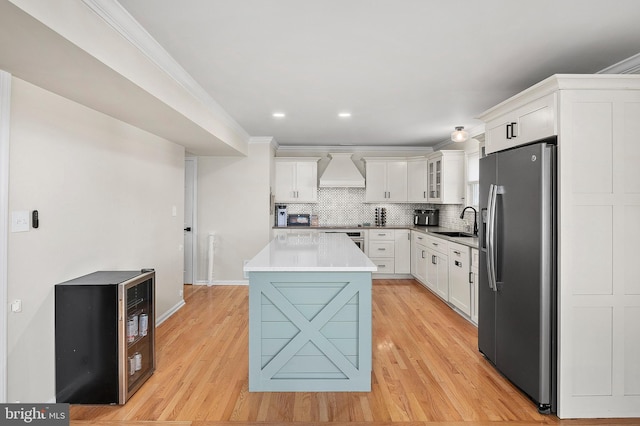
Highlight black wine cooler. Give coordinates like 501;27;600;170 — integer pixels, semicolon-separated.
55;270;156;404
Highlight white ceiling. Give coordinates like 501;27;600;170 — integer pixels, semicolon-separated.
116;0;640;147
6;0;640;150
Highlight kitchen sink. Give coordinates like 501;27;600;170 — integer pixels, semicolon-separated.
432;231;476;238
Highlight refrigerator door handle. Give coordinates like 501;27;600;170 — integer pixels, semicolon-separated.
486;183;499;292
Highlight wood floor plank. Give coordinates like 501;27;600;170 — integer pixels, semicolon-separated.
70;281;640;425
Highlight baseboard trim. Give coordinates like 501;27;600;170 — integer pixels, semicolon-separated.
156;299;185;326
372;274;414;280
195;280;249;286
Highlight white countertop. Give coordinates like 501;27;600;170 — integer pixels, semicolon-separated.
244;232;378;272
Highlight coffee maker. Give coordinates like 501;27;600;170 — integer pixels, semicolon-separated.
276;205;288;227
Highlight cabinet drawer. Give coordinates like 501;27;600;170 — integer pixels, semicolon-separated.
369;241;394;256
449;242;470;268
369;230;395;240
412;232;427;245
425;236;448;255
370;258;395;274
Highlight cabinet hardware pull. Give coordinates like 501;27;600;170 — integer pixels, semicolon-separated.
432;255;437;264
511;121;518;138
421;250;425;259
454;250;461;255
378;248;386;251
424;191;426;198
432;242;438;246
469;272;473;284
506;123;511;139
455;260;462;267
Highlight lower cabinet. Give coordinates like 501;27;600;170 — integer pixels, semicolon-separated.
470;249;479;324
424;236;448;298
368;230;395;274
448;242;471;316
410;231;478;324
411;232;428;284
369;229;411;275
394;229;411;274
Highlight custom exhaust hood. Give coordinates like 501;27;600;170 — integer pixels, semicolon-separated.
319;153;365;188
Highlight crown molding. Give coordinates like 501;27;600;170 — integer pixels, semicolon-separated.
249;136;280;152
598;52;640;74
81;0;249;140
276;145;434;154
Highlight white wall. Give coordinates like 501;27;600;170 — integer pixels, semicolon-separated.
196;140;274;282
7;77;185;402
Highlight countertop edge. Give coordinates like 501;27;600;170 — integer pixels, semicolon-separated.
273;225;479;249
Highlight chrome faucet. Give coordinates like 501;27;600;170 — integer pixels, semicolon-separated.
460;206;478;236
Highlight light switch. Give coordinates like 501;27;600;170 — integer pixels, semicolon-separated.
11;211;29;232
11;300;22;313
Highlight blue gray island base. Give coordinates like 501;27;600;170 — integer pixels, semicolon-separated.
248;271;372;392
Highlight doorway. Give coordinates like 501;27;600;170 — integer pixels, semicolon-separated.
184;157;197;285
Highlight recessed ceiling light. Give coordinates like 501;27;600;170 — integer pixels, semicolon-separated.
338;112;352;118
272;112;286;118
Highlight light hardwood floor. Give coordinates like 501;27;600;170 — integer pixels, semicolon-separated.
70;280;639;426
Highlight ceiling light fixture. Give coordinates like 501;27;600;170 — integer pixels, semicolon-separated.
338;112;352;118
451;126;469;143
272;112;286;118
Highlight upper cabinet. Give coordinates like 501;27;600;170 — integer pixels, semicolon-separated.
274;158;320;203
407;158;429;202
483;92;557;155
427;151;465;204
363;159;408;202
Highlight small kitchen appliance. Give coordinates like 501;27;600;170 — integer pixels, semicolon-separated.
287;213;311;226
414;209;439;226
276;205;287;227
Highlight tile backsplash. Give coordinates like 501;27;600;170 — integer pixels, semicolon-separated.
282;187;476;232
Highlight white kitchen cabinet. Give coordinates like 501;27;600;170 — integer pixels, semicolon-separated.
407;157;429;202
364;159;408;202
424;235;448;298
394;229;411;274
368;229;410;275
426;151;465;204
448;242;471;316
485;92;556;155
368;230;395;274
274;158;319;203
411;231;428;284
470;248;479;325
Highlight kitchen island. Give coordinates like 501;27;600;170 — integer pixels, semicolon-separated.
243;232;377;392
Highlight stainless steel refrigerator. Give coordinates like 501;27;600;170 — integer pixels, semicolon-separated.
478;140;557;414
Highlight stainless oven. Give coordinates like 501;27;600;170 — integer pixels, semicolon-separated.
323;229;366;252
